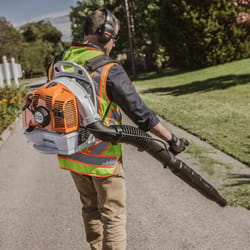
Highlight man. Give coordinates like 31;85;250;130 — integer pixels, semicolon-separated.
52;9;188;250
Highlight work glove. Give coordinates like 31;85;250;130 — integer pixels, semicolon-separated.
168;133;189;155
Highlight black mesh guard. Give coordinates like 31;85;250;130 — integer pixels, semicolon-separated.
78;128;91;145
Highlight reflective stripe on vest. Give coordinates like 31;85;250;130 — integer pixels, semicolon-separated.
58;151;116;167
58;155;116;177
57;50;122;177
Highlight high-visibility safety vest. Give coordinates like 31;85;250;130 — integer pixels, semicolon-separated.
56;46;122;177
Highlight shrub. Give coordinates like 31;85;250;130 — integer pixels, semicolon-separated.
159;0;250;69
0;85;28;134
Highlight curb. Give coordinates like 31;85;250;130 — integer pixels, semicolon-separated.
159;117;249;170
0;116;20;149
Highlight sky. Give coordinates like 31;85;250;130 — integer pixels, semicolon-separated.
0;0;78;26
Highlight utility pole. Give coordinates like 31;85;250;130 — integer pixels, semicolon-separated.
124;0;136;78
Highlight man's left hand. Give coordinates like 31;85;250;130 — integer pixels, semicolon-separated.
168;134;189;155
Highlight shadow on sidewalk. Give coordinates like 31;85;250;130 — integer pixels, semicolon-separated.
225;174;250;186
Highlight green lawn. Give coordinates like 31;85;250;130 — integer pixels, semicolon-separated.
133;58;250;166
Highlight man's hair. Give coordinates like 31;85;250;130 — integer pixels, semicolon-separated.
84;9;119;36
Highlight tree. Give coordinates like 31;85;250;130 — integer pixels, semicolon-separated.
70;0;249;72
127;0;166;71
158;0;250;69
20;21;62;43
0;17;22;61
18;21;64;77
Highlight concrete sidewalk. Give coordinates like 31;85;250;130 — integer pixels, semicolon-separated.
0;118;86;250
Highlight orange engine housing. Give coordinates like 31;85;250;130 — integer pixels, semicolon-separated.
22;82;79;134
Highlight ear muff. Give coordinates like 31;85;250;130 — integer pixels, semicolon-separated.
97;9;114;43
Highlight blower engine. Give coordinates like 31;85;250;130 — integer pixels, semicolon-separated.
22;61;99;154
22;61;227;207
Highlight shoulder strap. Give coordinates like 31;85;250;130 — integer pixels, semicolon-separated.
47;49;67;81
55;49;66;62
85;55;119;72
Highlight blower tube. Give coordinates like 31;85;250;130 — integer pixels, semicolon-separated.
87;121;227;207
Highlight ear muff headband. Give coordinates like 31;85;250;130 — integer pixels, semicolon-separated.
97;9;114;43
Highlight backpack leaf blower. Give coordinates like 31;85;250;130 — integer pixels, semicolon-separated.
22;61;227;207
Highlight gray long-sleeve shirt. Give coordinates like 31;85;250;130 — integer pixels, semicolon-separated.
106;64;159;131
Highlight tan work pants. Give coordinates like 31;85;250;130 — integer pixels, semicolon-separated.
71;162;127;250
